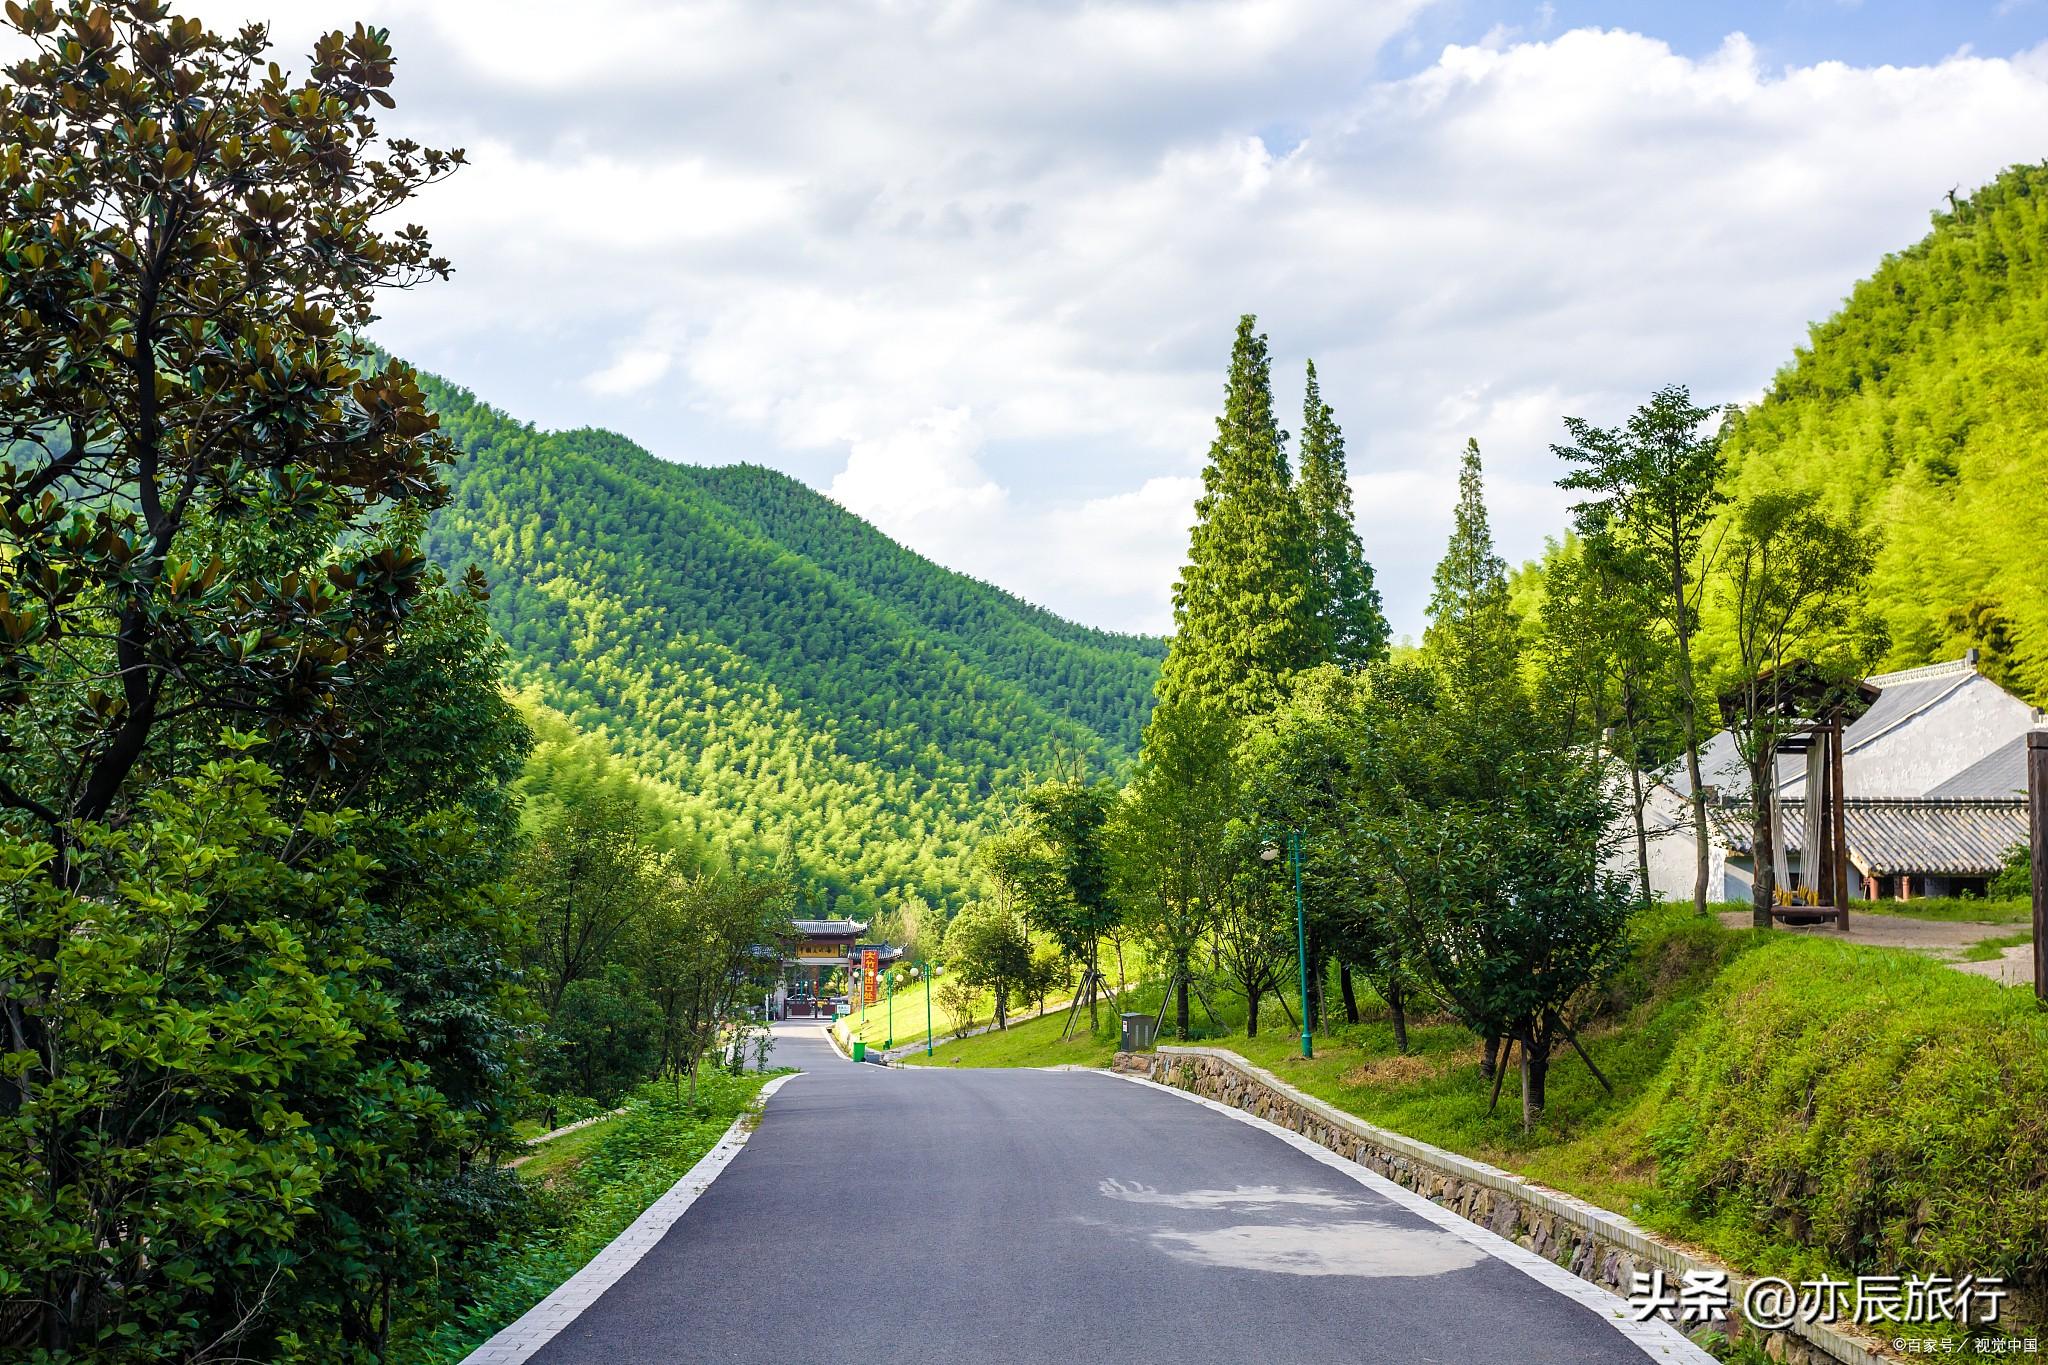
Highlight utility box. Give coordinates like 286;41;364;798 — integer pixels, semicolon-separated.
1120;1013;1158;1052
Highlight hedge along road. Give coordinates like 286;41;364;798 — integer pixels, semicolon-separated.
517;1021;1708;1365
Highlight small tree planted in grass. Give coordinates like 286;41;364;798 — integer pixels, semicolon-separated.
944;899;1034;1031
1381;748;1635;1131
1012;775;1119;1030
1113;695;1237;1039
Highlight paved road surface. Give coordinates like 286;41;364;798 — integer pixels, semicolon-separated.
525;1022;1686;1365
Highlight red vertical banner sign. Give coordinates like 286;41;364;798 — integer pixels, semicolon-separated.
862;949;880;1006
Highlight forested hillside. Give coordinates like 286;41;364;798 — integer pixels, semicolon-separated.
419;376;1163;914
1712;163;2048;701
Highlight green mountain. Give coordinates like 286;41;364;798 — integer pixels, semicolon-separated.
1715;162;2048;702
418;376;1164;915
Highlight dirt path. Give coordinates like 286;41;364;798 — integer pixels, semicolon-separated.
1714;910;2023;963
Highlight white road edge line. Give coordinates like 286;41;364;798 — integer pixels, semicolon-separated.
1098;1070;1716;1365
460;1072;802;1365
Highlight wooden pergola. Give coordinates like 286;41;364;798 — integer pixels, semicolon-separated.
1718;662;1881;931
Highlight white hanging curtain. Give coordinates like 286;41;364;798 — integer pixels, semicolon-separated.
1801;740;1826;897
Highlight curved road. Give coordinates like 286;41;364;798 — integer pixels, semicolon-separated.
519;1022;1697;1365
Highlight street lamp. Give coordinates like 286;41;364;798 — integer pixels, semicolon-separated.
885;967;896;1051
909;963;935;1057
1260;829;1313;1060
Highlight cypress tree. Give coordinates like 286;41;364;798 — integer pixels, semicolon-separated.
1297;360;1389;668
1424;438;1522;701
1159;315;1316;717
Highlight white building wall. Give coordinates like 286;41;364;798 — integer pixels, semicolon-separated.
1610;783;1739;903
1844;674;2035;798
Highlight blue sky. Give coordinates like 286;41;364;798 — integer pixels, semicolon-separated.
1397;2;2043;74
207;1;2048;639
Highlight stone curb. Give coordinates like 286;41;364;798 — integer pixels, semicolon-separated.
1124;1047;1896;1365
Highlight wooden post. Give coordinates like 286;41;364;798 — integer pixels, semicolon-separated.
1832;714;1850;930
2030;729;2046;1005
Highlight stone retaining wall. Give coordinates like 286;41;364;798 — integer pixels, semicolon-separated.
1117;1047;1893;1365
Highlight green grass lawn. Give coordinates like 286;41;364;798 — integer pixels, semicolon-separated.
840;948;1154;1052
1958;928;2034;961
1842;895;2030;924
1700;895;2032;925
836;976;960;1050
514;1111;625;1183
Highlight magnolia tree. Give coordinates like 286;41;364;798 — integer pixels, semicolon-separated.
0;6;502;1357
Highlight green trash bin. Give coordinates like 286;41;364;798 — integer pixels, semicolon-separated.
851;1040;866;1063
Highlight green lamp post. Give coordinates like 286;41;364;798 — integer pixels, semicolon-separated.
1261;829;1312;1059
910;961;935;1056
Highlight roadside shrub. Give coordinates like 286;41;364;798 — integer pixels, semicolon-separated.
1641;938;2048;1306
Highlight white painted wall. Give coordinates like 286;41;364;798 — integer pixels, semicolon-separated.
1845;674;2035;798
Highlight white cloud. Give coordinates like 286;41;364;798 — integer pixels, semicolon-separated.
583;346;674;397
222;2;2048;636
828;408;1005;534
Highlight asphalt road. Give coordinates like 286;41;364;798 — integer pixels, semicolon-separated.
526;1022;1684;1365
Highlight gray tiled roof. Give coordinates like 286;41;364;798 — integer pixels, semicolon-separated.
791;919;867;936
1722;798;2026;876
1927;737;2029;799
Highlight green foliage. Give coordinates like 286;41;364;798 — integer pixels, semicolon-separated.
941;899;1035;1028
1113;695;1240;1036
635;864;792;1098
1640;938;2048;1297
1424;439;1522;704
1243;665;1419;1043
541;965;660;1107
1989;844;2031;901
0;753;464;1362
0;3;463;835
1297;360;1389;668
1011;777;1119;963
516;788;664;1016
419;374;1161;915
1711;164;2048;702
1158;315;1317;717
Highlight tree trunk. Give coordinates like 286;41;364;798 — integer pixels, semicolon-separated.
1245;980;1261;1038
1387;975;1408;1055
1339;965;1360;1024
1305;929;1324;1030
1520;1031;1548;1133
1626;750;1652;908
1671;548;1710;915
1480;1030;1500;1081
1175;951;1191;1041
1751;766;1776;931
1087;941;1100;1032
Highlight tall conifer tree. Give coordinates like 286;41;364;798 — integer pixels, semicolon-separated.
1297;361;1389;668
1159;316;1316;717
1425;439;1523;701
